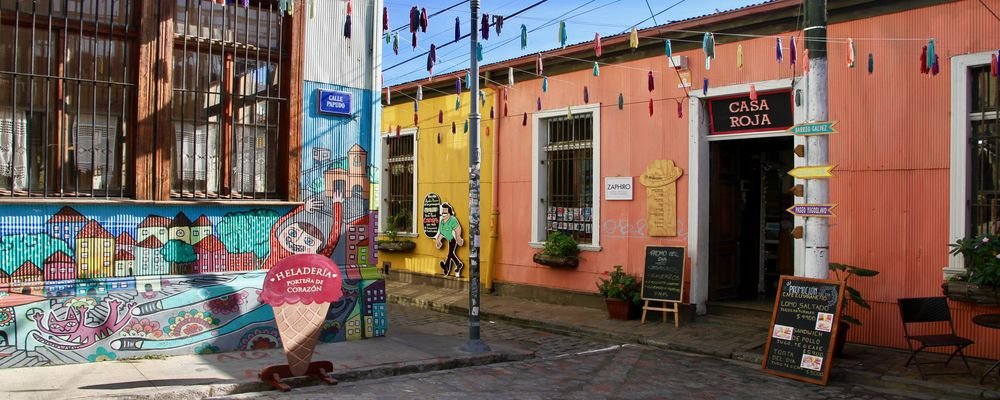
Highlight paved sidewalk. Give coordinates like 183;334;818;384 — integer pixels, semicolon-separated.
387;280;1000;400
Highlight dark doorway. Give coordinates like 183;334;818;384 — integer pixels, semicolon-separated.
709;137;795;300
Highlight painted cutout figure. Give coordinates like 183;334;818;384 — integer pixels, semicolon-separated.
266;190;345;267
434;203;464;277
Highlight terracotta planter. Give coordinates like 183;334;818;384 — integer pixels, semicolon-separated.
605;298;632;320
942;281;1000;306
532;253;579;268
378;240;416;252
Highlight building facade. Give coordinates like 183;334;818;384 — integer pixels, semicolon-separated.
0;0;385;369
382;0;1000;360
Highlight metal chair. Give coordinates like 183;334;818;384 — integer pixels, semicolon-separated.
897;296;974;379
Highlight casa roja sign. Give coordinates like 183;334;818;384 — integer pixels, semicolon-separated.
316;89;352;117
708;90;794;135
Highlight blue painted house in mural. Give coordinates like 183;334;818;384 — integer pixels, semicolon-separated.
0;0;384;368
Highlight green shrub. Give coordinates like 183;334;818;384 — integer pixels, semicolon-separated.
542;231;580;258
596;265;642;304
949;233;1000;286
829;263;879;326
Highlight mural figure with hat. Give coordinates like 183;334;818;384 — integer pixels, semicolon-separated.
434;203;465;277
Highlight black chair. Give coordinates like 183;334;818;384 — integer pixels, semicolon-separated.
897;296;974;379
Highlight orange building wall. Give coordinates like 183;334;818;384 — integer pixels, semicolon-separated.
493;0;1000;358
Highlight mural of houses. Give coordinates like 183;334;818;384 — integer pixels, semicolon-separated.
193;235;228;274
168;212;193;244
345;312;362;341
114;250;135;277
227;252;257;272
45;206;87;243
116;232;137;253
191;215;213;244
367;211;378;267
346;215;369;265
75;279;108;297
357;238;370;266
137;215;171;243
43;251;77;281
325;144;370;199
363;280;386;337
44;280;76;297
11;261;43;295
76;220;116;279
107;277;136;292
134;236;167;276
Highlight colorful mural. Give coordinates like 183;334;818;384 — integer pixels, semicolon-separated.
434;203;465;278
0;143;384;368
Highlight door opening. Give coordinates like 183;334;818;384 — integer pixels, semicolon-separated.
709;136;795;301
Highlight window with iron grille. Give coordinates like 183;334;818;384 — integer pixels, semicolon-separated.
969;65;1000;235
172;0;285;199
382;131;415;234
0;0;135;197
532;104;601;247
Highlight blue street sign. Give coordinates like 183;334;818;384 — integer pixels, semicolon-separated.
317;89;352;116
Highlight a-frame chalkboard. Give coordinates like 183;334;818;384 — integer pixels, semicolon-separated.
761;276;845;386
640;246;685;327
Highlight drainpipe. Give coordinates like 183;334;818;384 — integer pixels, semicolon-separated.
484;82;502;293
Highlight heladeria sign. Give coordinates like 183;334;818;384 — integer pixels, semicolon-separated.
708;89;793;135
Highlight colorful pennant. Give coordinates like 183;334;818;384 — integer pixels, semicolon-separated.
595;33;602;57
629;27;638;49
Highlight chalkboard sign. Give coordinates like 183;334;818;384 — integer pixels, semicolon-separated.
422;193;441;238
761;276;845;386
641;246;685;302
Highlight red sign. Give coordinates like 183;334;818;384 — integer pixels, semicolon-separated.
260;254;343;306
708;90;794;135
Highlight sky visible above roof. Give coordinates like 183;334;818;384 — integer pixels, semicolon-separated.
382;0;766;86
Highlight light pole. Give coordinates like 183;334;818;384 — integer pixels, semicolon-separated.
460;0;490;353
803;0;830;278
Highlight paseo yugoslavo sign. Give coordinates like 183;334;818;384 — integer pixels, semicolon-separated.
708;90;794;135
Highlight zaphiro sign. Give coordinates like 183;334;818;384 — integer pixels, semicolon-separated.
708;90;794;135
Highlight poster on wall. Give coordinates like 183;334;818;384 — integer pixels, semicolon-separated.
639;160;683;237
423;193;441;238
605;177;634;201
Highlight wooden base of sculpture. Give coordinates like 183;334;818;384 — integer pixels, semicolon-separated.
259;361;337;392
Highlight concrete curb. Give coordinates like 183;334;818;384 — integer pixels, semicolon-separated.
390;294;999;400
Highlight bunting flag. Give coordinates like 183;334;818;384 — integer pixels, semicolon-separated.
537;54;544;74
926;39;937;71
703;33;715;70
437;132;441;143
593;62;600;77
665;39;673;59
344;14;351;39
396;125;401;137
542;76;548;92
466;71;471;89
455;17;461;42
383;6;389;31
413;100;418;112
464;120;468;133
456;96;461;110
618;93;624;110
413;112;418;126
803;49;810;73
629;27;638;49
347;0;351;15
789;36;797;66
420;8;428;33
648;71;654;92
583;86;589;103
595;33;602;57
490;106;494;119
648;98;653;116
452;121;456;133
558;21;567;48
677;100;683;119
920;45;929;74
412;31;417;49
385;32;391;44
521;24;528;50
476;42;484;62
737;44;744;69
537;97;542;111
847;39;856;68
409;6;419;33
992;53;998;77
776;37;783;64
480;90;487;106
495;15;504;35
456;77;462;95
386;86;390;105
310;0;315;18
509;67;515;86
417;86;423;101
868;53;874;74
481;13;490;40
523;112;528;126
703;78;709;95
749;84;758;101
931;54;940;75
427;45;436;78
504;102;508;116
439;110;444;124
567;106;572;119
392;32;399;55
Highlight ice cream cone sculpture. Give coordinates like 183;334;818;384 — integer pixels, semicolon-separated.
640;160;684;237
259;254;343;390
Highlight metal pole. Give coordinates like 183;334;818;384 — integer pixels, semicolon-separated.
803;0;829;279
461;0;490;353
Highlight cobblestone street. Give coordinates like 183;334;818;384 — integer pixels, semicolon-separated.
215;305;918;400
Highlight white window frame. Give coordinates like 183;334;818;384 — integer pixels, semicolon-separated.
380;128;418;236
529;103;602;251
949;51;996;278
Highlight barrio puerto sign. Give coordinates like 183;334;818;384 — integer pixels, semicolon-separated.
317;89;352;116
708;90;794;135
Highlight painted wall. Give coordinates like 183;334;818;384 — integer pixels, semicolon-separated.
0;0;386;368
378;88;496;283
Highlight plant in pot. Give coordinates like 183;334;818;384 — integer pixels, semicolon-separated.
596;265;642;320
829;262;880;356
945;233;1000;305
532;231;580;268
377;212;416;252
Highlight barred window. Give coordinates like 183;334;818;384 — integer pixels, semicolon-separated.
0;0;135;197
543;114;594;243
172;0;284;199
970;65;1000;235
382;132;415;234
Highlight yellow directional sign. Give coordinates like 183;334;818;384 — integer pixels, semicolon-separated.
788;165;836;179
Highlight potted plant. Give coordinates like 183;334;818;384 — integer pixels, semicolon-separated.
945;233;1000;305
532;231;580;268
377;212;416;252
596;265;642;320
829;262;880;356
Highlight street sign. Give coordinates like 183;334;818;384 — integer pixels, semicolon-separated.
788;121;837;136
316;89;352;116
787;204;837;218
788;165;836;179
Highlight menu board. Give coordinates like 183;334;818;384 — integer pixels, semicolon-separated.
641;246;685;302
761;276;845;385
422;193;441;238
